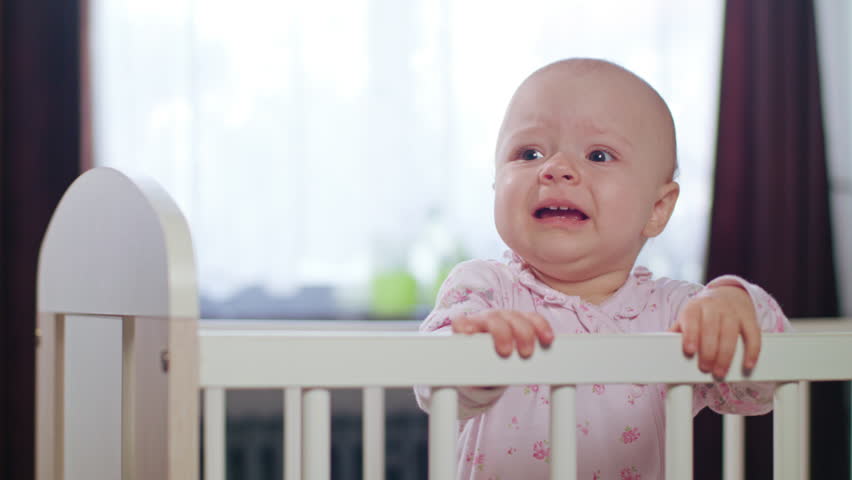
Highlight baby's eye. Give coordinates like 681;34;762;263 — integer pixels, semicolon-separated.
588;150;613;163
519;149;544;161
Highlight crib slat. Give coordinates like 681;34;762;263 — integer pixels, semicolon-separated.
284;387;301;480
35;313;65;480
204;388;226;480
723;414;745;480
665;384;693;479
363;387;385;480
122;316;137;480
429;387;457;480
773;382;800;480
550;385;577;480
799;381;810;480
303;388;331;480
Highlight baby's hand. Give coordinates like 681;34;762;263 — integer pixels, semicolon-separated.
452;310;554;358
668;286;760;379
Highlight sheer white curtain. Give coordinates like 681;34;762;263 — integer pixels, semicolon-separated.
90;0;723;316
815;0;852;317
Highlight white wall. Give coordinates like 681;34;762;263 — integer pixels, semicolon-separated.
815;0;852;316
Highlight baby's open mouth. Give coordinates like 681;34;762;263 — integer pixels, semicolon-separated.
533;206;589;221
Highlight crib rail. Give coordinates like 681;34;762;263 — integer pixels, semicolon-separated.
200;331;852;386
199;330;852;480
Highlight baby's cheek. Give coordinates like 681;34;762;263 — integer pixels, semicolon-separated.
493;206;518;246
606;184;652;216
608;200;652;237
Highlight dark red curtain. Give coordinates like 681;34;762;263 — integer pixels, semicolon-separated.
700;0;843;479
0;1;82;479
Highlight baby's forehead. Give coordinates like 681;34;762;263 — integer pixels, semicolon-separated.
499;75;654;139
524;61;657;107
518;61;669;123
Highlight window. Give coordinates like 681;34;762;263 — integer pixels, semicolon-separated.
90;0;724;318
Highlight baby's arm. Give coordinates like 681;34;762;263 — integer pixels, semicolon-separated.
414;260;551;419
668;276;790;416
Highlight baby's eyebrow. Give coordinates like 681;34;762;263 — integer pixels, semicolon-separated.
496;125;546;152
508;118;559;135
497;118;636;154
576;120;634;149
506;123;547;138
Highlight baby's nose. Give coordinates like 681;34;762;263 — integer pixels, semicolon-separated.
542;172;574;181
540;153;579;182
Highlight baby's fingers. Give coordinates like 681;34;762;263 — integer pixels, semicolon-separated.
449;312;515;358
449;310;552;359
451;314;486;334
712;317;740;379
676;301;702;356
698;309;721;373
486;313;515;358
507;313;538;359
523;312;554;348
740;317;762;371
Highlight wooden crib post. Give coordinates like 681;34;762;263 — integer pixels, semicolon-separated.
774;382;801;480
429;387;458;480
665;384;694;479
284;387;303;480
35;313;65;480
204;388;226;480
122;316;137;480
799;380;810;480
550;384;577;480
36;167;200;480
723;414;745;480
362;387;386;480
303;388;332;480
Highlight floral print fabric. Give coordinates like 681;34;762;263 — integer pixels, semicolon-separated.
414;252;790;479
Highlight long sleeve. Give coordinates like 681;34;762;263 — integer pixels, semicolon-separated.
414;260;512;419
687;275;792;416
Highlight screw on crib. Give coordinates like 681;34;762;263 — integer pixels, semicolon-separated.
35;328;41;347
161;349;170;373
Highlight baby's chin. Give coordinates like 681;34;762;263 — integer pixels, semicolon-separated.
515;248;595;276
519;246;636;281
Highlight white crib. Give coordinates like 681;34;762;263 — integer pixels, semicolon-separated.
35;167;852;480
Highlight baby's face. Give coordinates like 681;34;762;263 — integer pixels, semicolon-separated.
494;60;678;282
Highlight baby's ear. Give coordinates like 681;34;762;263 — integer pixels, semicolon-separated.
642;181;679;238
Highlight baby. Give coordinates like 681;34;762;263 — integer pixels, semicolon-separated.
414;58;790;479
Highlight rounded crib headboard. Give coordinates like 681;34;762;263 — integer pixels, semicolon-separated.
37;167;198;318
35;167;200;480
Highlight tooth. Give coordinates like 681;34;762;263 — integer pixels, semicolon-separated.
559;206;569;210
548;206;558;210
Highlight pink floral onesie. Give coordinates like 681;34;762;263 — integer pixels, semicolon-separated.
414;252;790;480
